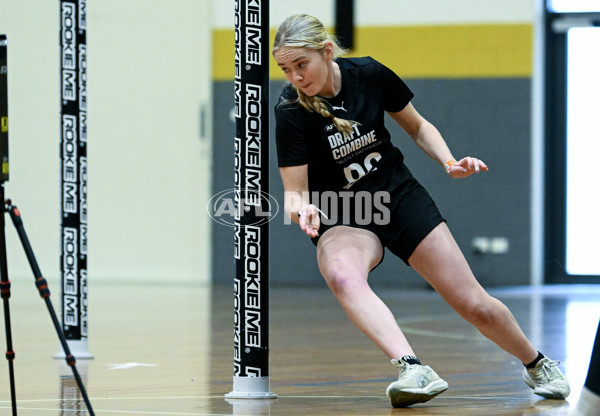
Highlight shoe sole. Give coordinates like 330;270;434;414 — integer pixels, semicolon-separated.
388;380;449;408
533;389;569;400
523;375;570;399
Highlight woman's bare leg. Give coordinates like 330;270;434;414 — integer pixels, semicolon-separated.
317;226;414;359
408;222;538;364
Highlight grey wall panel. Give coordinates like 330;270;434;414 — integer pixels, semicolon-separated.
211;78;531;288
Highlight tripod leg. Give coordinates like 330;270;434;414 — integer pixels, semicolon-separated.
0;281;17;416
6;203;95;416
1;193;18;415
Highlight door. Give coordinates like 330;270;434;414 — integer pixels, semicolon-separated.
544;1;600;282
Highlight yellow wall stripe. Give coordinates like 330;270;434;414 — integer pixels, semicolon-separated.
213;23;532;80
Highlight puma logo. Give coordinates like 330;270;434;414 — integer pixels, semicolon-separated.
331;101;347;112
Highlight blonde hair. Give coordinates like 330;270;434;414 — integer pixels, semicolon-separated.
273;14;356;135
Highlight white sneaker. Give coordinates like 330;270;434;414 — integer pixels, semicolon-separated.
523;357;570;399
386;358;449;408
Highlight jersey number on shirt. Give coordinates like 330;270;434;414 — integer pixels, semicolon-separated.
343;152;382;189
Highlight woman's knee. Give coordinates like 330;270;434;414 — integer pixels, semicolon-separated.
321;260;368;296
456;295;504;328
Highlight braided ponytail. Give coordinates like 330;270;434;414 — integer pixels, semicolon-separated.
295;88;355;135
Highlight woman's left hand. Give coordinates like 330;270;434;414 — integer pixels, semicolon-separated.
298;204;321;237
447;157;488;178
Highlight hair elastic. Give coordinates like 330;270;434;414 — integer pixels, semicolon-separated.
444;160;457;174
298;205;329;219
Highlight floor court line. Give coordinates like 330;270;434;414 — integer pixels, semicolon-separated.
399;325;484;340
0;407;228;416
0;396;228;404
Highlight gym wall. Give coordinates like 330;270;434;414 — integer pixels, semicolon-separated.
0;0;213;284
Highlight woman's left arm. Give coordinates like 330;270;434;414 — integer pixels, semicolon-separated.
388;103;488;178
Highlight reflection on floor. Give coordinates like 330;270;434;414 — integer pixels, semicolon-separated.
0;280;598;415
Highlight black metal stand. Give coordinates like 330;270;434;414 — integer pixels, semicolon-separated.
0;183;95;415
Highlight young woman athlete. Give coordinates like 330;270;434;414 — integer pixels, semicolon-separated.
272;14;570;408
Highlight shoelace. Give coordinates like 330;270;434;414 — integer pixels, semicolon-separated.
536;360;561;382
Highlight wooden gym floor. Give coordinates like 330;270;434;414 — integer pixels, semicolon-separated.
1;279;599;415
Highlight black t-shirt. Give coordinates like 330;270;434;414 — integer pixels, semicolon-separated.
274;56;414;193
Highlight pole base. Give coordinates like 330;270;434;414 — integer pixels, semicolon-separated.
225;376;277;399
53;340;94;360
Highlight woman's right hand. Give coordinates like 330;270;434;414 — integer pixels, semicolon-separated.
299;204;321;237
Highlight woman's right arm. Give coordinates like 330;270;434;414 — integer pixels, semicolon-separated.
280;164;321;237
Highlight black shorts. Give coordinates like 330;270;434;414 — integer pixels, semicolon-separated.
310;155;445;265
